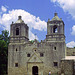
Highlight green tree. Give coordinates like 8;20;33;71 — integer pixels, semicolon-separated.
0;40;8;75
0;30;9;75
0;30;9;45
29;40;34;43
29;39;39;44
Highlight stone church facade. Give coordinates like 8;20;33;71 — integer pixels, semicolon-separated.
8;13;74;75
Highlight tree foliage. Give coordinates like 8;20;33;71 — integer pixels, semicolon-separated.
29;39;39;44
0;30;9;45
0;30;9;75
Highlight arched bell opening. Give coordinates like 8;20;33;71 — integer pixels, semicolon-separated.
16;28;19;35
53;25;58;33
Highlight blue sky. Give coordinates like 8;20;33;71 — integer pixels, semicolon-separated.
0;0;75;47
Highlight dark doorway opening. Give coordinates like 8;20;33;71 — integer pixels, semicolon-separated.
32;66;38;75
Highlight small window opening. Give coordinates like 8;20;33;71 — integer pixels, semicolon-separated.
73;52;75;54
54;47;56;50
15;63;18;67
54;62;58;66
27;53;30;57
40;53;44;57
16;28;19;35
53;26;58;33
16;48;17;52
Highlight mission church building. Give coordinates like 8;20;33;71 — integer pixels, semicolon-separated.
8;13;73;75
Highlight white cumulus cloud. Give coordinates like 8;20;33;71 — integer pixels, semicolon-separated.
71;25;75;35
66;41;75;48
1;6;7;12
0;9;47;40
29;31;38;40
51;0;75;19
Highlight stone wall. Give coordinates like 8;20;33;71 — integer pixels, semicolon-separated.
66;47;75;56
61;60;74;75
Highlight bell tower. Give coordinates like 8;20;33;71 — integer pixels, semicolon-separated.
8;16;29;75
46;13;66;67
10;16;29;43
46;13;65;42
